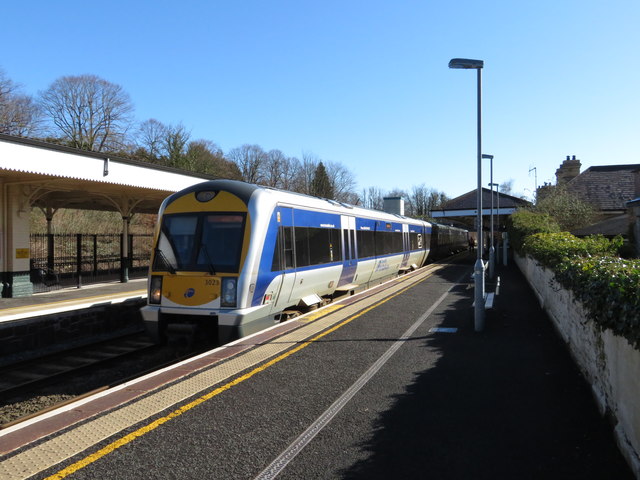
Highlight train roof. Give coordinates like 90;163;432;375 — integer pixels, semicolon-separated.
169;179;432;226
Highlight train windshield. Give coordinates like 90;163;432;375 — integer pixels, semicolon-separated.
153;213;246;273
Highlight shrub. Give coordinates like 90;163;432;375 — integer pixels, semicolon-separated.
520;230;639;349
523;232;622;268
506;210;560;253
554;256;640;349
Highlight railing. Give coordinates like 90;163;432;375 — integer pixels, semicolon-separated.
29;233;153;293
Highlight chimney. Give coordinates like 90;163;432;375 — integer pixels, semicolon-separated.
556;155;581;184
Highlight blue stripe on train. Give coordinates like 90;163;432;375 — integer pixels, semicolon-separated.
251;207;343;307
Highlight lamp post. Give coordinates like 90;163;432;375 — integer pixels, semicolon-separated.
483;154;495;279
492;183;502;264
449;57;485;332
489;180;500;277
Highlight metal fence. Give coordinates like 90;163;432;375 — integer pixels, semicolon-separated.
29;233;153;293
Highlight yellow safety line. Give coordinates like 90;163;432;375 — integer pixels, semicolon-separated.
299;304;345;322
44;274;431;480
0;290;147;315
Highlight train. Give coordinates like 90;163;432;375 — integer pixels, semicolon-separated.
140;179;468;345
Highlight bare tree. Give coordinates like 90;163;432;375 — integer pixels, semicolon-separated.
405;184;449;218
280;156;301;191
227;144;267;184
135;119;168;163
361;186;385;210
409;184;430;218
291;152;319;194
499;179;514;195
0;68;42;136
39;74;134;152
263;149;287;187
326;161;357;203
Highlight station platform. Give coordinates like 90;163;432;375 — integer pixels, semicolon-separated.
0;255;633;479
0;279;147;324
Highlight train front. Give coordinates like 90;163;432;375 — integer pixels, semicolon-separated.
141;181;258;345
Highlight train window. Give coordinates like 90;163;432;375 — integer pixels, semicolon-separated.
329;228;342;263
197;215;244;272
392;232;403;253
294;227;311;267
293;227;342;267
375;231;386;255
308;228;330;264
341;229;348;260
162;215;198;267
357;230;376;259
156;213;245;273
283;227;294;269
271;226;294;271
349;230;356;259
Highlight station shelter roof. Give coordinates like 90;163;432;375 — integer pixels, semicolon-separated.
0;133;213;215
431;187;531;219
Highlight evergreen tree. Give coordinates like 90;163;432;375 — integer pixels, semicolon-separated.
310;162;334;199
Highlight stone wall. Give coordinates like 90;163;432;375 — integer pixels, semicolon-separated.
515;254;640;477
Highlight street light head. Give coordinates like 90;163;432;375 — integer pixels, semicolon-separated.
449;58;484;69
482;154;494;160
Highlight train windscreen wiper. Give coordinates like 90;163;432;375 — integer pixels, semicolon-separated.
198;243;217;275
154;248;176;274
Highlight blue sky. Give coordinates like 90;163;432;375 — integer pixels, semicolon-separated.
2;1;639;200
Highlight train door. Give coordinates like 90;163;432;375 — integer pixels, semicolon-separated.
271;207;297;311
401;224;410;268
337;215;357;287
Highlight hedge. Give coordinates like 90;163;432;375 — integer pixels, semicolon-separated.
522;232;622;267
509;211;640;350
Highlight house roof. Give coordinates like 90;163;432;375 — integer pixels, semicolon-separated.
567;164;640;212
571;214;629;237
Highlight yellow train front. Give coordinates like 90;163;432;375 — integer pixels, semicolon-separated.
140;180;259;345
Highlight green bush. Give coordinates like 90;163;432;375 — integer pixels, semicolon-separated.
508;208;639;348
518;229;639;349
554;256;640;349
507;210;560;253
523;232;622;268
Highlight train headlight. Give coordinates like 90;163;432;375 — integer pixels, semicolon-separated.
221;277;237;308
149;275;163;305
195;190;218;202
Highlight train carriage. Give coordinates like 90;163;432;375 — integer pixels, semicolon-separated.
141;179;466;344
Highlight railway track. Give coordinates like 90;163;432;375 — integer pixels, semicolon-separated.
0;333;218;428
0;334;157;400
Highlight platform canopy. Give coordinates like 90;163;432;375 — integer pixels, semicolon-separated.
0;134;213;214
431;187;531;221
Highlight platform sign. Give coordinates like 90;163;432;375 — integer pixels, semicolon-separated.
15;248;30;259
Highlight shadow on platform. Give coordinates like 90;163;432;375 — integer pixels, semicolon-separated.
341;261;633;479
